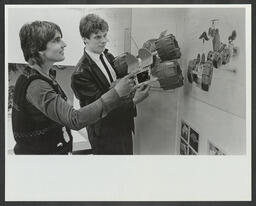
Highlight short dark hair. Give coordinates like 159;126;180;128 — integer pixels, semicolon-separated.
79;13;109;39
19;21;62;66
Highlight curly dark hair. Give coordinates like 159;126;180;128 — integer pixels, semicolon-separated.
19;21;62;66
79;13;109;39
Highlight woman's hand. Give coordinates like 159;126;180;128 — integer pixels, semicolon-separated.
114;73;136;97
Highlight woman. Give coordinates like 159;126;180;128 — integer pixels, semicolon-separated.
11;21;138;154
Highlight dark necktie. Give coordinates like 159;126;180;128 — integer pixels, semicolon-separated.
99;54;113;82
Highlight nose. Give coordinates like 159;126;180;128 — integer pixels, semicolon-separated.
102;36;109;43
61;40;67;48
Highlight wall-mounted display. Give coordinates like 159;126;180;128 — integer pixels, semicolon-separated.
181;121;189;141
189;147;197;155
180;121;199;155
180;138;188;155
187;19;239;92
189;128;199;153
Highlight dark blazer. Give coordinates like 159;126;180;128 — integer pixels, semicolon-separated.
71;49;136;154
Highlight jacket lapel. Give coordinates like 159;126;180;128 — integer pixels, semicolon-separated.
83;50;111;91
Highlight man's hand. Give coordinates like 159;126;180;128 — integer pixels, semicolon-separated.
114;73;136;97
133;83;150;105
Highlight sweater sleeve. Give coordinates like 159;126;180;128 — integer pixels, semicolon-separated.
26;79;122;130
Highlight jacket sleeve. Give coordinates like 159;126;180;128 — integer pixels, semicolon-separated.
71;63;137;119
71;67;103;107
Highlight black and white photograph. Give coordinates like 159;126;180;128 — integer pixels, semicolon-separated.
189;128;199;153
6;6;247;156
181;120;189;141
180;138;188;155
3;3;252;202
189;147;197;155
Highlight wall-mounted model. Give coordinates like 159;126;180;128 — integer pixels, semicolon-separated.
208;19;238;69
187;19;238;91
187;53;213;91
113;31;184;90
113;49;156;87
142;31;184;90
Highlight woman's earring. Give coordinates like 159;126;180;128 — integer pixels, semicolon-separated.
38;51;46;63
38;51;44;56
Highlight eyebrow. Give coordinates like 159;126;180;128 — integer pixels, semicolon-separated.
94;32;107;37
52;36;61;41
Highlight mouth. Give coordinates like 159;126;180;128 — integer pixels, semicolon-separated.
60;50;64;55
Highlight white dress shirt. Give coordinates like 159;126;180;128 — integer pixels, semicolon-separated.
85;48;117;84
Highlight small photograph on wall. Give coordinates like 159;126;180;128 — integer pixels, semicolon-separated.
181;121;189;141
189;128;199;153
180;138;188;155
208;141;225;155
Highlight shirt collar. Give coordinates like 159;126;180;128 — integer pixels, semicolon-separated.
84;48;102;61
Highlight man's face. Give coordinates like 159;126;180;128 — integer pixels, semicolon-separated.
85;30;109;54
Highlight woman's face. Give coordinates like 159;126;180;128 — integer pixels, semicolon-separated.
40;31;67;64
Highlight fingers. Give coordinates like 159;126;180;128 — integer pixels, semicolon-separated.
136;84;145;91
133;84;151;95
137;83;151;91
128;78;136;88
132;85;138;92
125;71;136;79
125;68;146;79
144;84;151;92
140;85;150;94
115;76;136;97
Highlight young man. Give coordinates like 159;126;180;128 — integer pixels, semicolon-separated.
71;14;150;154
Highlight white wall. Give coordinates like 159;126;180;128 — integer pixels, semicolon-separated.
7;7;84;65
131;8;186;154
177;8;246;155
7;7;132;64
